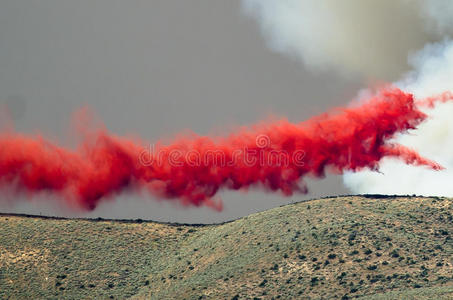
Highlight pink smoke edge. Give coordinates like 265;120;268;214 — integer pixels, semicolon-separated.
0;87;451;212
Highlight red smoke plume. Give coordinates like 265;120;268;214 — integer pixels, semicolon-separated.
0;87;450;211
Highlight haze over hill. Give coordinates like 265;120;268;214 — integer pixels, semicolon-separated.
5;1;453;222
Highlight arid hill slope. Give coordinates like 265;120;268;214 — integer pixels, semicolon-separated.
1;196;452;299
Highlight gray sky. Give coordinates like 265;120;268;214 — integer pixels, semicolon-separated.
0;0;365;223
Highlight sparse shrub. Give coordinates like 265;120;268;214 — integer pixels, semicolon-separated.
390;249;399;258
363;249;372;255
310;277;319;286
337;272;347;280
369;276;379;283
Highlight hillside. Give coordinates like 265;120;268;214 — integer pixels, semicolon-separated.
0;196;452;299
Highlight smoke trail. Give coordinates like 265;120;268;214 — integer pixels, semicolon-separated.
0;88;449;211
242;0;453;79
344;41;453;196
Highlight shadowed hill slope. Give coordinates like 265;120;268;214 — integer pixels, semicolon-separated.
1;196;452;299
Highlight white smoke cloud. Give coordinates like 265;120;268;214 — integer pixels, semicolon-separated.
344;41;453;196
243;0;453;196
242;0;453;80
419;1;453;35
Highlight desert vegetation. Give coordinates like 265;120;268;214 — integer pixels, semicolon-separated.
0;196;452;299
